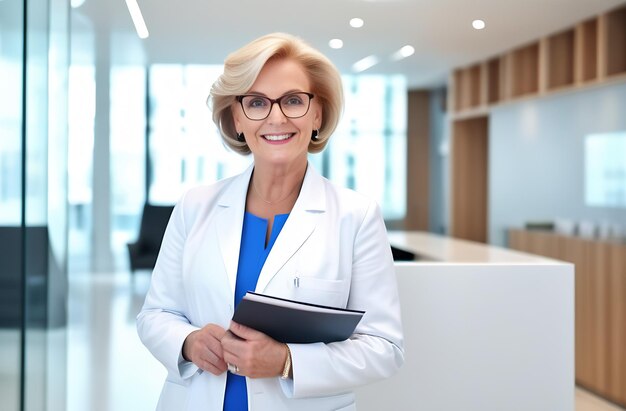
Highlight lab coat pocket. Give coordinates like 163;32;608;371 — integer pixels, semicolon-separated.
156;379;189;411
291;276;347;308
334;402;356;411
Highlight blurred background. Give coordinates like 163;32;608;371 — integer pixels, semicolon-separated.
1;0;626;410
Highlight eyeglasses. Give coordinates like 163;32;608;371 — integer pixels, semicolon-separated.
236;92;314;121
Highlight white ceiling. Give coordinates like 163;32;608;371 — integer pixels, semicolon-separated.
72;0;626;88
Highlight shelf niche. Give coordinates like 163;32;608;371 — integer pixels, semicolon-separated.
487;57;501;104
509;42;540;98
547;29;575;90
454;63;483;111
606;4;626;77
575;18;598;83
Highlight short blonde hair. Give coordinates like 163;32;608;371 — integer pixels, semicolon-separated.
209;33;344;155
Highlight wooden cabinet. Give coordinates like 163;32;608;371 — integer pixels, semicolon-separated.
448;3;626;245
508;229;626;407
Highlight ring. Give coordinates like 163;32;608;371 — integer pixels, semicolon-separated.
228;363;239;374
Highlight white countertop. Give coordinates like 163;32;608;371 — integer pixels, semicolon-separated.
387;231;562;264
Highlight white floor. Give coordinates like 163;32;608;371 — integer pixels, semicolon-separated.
67;271;165;411
66;270;625;411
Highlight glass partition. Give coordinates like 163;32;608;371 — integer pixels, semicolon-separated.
147;66;407;220
0;0;25;409
0;0;69;409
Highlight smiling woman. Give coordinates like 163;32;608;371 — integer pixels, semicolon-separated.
137;32;404;411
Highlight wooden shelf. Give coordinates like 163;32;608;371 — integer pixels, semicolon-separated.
449;2;626;114
606;4;626;77
547;28;575;90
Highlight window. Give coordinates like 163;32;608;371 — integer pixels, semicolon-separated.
585;132;626;207
148;65;407;219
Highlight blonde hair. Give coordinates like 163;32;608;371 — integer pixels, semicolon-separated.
209;32;344;155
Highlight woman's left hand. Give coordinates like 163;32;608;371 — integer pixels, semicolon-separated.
221;321;287;378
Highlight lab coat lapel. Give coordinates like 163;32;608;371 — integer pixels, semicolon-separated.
256;164;326;293
216;165;253;297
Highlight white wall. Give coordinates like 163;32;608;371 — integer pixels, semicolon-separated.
489;82;626;246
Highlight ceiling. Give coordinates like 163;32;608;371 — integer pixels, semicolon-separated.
72;0;626;88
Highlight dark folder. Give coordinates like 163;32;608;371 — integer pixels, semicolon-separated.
232;291;365;344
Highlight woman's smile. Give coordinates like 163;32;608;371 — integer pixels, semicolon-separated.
261;132;296;143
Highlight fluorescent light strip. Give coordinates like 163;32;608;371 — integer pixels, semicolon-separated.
352;55;379;72
391;45;415;61
125;0;149;39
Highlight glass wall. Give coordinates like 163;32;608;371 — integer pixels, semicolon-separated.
0;0;69;409
146;65;406;220
147;64;250;205
72;64;407;273
0;1;26;409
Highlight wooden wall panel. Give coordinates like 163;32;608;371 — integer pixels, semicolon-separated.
451;117;488;242
405;90;430;230
608;243;626;404
507;229;626;408
586;242;610;395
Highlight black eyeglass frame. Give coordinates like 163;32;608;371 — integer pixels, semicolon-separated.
235;92;315;121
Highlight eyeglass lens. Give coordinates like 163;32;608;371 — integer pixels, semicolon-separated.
240;93;311;120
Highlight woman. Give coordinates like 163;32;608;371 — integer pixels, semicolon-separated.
137;32;404;411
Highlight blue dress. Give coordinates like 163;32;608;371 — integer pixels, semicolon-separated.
223;211;290;411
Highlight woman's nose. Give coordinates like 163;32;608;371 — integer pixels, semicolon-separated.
266;102;287;123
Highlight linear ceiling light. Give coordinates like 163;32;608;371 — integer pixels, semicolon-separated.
352;55;379;72
391;45;415;61
125;0;149;39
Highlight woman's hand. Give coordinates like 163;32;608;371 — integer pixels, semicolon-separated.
221;321;288;378
182;324;228;376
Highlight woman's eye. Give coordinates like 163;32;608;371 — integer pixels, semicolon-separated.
247;98;267;108
284;95;304;105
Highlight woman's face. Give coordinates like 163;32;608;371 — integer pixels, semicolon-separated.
232;58;322;170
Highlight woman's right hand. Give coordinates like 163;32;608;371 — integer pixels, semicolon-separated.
182;324;228;375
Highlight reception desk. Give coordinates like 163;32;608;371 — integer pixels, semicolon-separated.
355;231;574;411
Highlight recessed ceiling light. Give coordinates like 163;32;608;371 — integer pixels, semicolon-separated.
472;19;486;30
71;0;86;8
399;45;415;58
350;18;365;28
329;39;344;49
352;55;379;72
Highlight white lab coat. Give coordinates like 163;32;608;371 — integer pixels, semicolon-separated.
137;163;404;411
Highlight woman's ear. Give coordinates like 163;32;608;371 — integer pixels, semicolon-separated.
313;102;322;129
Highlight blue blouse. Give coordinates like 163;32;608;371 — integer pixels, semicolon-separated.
223;211;290;411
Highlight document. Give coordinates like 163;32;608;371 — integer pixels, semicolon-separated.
232;291;365;344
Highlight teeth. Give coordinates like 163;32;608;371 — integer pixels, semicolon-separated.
264;133;292;141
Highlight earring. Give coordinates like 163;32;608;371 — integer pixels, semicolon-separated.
311;129;319;141
237;132;245;142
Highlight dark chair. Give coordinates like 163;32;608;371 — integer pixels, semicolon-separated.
390;245;416;261
127;203;175;273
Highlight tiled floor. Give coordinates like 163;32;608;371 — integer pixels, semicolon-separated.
66;270;625;411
